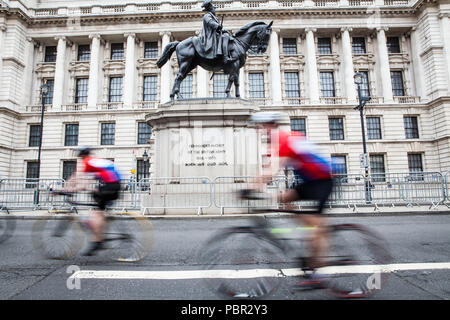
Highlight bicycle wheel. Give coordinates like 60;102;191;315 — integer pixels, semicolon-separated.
101;212;154;262
322;224;392;298
0;216;16;244
32;214;85;260
199;226;287;299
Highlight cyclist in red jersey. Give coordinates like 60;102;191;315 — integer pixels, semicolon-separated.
250;112;334;289
64;146;122;256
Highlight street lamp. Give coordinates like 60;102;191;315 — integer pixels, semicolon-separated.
34;82;50;205
354;72;372;203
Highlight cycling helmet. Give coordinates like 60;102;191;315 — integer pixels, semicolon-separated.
250;111;284;124
76;146;92;157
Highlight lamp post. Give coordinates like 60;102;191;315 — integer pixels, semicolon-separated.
354;72;372;203
142;150;149;179
34;82;49;205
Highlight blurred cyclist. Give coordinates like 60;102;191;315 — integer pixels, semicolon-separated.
249;111;334;290
63;146;122;256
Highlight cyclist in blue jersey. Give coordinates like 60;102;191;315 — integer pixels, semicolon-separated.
64;146;122;256
250;112;334;289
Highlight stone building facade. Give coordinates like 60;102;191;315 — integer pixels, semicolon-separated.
0;0;450;181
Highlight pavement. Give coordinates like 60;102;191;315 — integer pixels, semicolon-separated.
1;204;450;219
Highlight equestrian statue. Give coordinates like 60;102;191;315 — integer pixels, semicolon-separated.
156;0;273;100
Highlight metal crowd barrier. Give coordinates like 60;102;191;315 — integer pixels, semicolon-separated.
0;178;65;211
139;177;213;215
1;172;449;214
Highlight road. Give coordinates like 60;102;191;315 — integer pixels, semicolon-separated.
1;214;449;304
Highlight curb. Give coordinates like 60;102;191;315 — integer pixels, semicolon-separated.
1;210;450;220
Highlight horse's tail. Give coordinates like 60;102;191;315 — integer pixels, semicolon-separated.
156;41;179;68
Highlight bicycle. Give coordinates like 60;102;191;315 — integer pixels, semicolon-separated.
199;189;392;299
32;191;154;262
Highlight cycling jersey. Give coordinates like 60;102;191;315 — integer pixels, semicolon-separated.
271;130;332;182
81;157;121;183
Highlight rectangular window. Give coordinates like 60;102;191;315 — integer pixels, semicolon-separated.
317;38;332;54
62;160;77;181
144;42;158;59
29;125;41;147
180;74;193;98
282;38;297;55
64;124;79;146
387;37;400;54
404;116;419;139
143;75;158;101
137;159;150;182
331;155;347;176
320;72;335;97
358;71;370;98
370;154;386;182
249;73;265;98
44;46;57;62
138;122;152;145
101;123;115;145
109;77;123;102
75;78;88;104
43;79;54;105
352;37;366;54
329;117;344;140
26;161;39;188
366;117;382;140
213;74;228;98
290;118;306;135
77;45;91;61
391;71;405;96
110;43;124;60
408;153;424;180
284;72;300;99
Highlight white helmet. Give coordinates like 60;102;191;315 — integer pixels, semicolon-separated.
250;111;284;124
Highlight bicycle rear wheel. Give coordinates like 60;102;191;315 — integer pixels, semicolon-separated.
101;212;154;262
322;224;392;298
199;226;287;299
32;214;85;260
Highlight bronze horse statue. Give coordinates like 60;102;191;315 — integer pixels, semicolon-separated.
156;21;273;100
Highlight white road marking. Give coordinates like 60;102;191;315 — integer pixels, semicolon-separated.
70;262;450;280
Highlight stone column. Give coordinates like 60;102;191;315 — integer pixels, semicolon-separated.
196;67;208;97
305;28;320;104
87;34;101;109
123;33;137;108
53;36;67;109
409;27;426;99
269;28;282;105
23;37;37;106
0;22;6;101
159;32;172;104
439;14;450;94
376;27;393;103
341;27;357;103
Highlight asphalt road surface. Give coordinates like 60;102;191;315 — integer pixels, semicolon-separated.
1;213;449;303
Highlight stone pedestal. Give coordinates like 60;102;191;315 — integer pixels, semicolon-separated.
143;98;263;215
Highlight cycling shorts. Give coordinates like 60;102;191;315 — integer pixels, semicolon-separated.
92;181;121;210
292;178;333;214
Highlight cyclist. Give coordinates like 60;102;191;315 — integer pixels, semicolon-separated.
249;111;334;289
63;146;122;256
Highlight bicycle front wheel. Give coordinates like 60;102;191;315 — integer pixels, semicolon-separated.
323;224;392;298
199;227;287;299
32;214;85;260
101;212;154;262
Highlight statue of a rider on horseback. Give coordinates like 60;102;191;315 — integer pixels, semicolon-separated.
156;0;272;100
